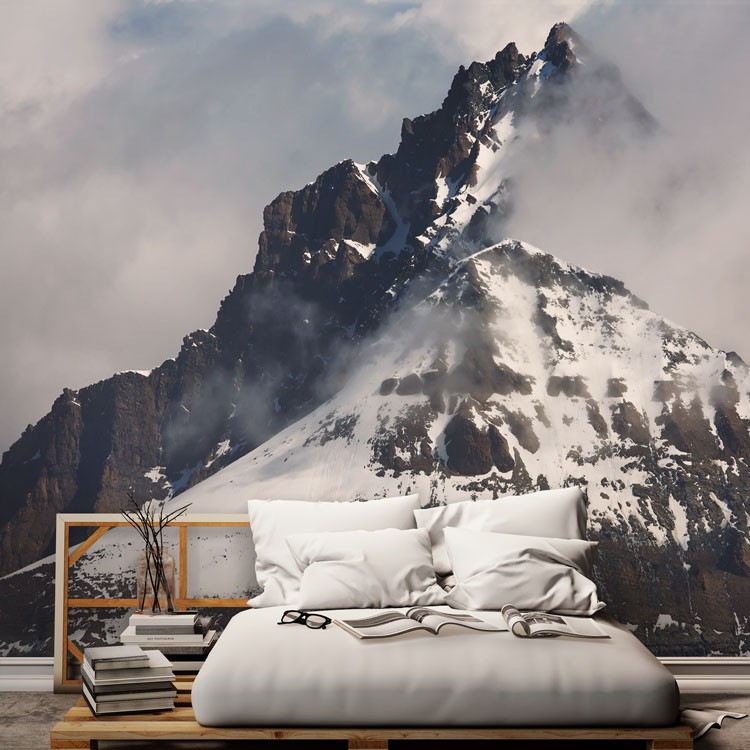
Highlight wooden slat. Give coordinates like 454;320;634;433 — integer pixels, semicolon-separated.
68;598;139;608
64;707;196;722
63;520;248;527
51;719;693;743
177;597;248;607
178;525;188;600
66;640;84;664
50;740;92;749
67;597;247;608
68;527;112;567
62;522;70;683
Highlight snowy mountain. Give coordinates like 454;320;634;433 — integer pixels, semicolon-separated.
177;238;750;655
1;23;749;657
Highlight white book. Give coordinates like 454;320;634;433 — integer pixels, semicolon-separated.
82;650;175;685
83;685;175;715
120;625;206;643
129;611;197;627
83;644;148;671
82;683;177;703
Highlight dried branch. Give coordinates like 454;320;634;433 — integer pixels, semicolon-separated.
121;488;191;613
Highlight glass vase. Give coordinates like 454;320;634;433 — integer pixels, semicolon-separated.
135;547;175;612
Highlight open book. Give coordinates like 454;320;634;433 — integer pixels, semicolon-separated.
501;605;608;639
334;607;503;639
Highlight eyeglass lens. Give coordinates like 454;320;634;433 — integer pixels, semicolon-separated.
280;610;304;624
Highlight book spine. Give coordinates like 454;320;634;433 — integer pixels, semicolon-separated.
88;659;148;674
134;627;202;635
129;613;197;626
122;633;204;643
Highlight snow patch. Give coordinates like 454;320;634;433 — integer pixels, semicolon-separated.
655;614;683;629
341;238;376;259
144;466;167;484
709;492;733;529
668;494;690;550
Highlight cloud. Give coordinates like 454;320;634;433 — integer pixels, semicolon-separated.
2;0;579;454
1;0;746;456
496;1;750;361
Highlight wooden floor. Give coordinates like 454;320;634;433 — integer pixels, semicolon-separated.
50;676;694;750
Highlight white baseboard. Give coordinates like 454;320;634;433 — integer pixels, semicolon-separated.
660;657;750;692
0;657;54;692
1;656;748;693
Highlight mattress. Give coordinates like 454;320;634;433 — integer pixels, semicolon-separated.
192;606;679;727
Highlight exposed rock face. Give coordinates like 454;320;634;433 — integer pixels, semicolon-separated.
255;160;393;286
2;23;749;661
444;406;494;475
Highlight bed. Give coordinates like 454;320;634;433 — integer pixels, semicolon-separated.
50;489;694;748
192;606;680;728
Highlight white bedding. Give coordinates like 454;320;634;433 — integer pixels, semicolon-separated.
192;607;679;727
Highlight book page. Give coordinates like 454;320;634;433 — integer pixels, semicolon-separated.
501;605;608;638
406;607;504;633
526;613;607;638
334;611;434;639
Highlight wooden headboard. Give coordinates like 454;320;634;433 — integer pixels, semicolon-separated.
53;512;248;692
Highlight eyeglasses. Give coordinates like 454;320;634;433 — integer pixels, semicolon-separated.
277;610;332;630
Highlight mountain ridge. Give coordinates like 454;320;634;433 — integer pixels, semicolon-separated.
0;23;584;576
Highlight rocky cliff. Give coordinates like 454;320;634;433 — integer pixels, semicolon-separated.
0;24;562;577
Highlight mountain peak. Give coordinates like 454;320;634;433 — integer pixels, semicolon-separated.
540;21;583;72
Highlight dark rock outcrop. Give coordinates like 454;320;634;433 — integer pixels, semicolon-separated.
444;407;493;476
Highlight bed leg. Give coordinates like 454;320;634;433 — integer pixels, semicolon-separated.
348;742;389;749
645;740;693;749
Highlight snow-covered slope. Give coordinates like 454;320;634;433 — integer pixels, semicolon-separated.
177;239;750;655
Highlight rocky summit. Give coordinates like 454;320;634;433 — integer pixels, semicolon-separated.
1;23;748;657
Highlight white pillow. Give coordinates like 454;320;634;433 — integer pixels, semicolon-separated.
286;528;446;609
414;487;588;578
444;527;604;615
247;494;420;607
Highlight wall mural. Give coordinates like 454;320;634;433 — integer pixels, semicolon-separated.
1;23;749;659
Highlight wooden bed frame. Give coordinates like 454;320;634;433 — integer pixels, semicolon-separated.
50;675;694;749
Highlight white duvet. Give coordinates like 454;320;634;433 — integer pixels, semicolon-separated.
192;607;679;727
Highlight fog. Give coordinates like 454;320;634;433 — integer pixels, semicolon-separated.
502;2;750;360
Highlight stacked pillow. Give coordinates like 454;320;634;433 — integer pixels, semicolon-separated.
286;528;446;608
247;494;428;607
443;528;603;614
413;486;588;580
246;486;604;615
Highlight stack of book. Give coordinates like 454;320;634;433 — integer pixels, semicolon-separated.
121;610;218;672
82;645;176;715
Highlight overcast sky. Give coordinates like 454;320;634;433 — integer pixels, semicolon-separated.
1;0;749;456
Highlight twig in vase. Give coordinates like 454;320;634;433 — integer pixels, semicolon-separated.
121;490;191;613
